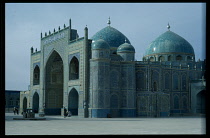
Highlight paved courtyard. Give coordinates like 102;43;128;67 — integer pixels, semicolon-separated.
5;113;206;135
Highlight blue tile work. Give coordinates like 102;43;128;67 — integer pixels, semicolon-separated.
91;109;110;118
145;31;194;56
91;26;130;48
120;109;136;117
27;19;205;118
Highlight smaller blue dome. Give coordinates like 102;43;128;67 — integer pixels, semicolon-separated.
117;43;135;53
91;39;110;50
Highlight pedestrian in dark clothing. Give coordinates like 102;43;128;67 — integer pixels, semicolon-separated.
13;107;16;115
67;111;72;117
64;108;67;118
16;107;19;115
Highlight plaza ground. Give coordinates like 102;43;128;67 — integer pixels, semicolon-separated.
5;113;206;135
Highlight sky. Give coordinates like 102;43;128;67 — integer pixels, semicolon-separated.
5;3;206;91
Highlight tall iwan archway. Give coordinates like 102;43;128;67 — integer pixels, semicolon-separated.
45;51;64;115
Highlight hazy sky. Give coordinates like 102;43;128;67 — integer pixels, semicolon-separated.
5;3;206;91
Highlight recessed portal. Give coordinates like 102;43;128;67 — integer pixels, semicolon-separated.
68;88;79;115
33;92;39;113
196;90;206;114
45;51;63;115
23;97;27;112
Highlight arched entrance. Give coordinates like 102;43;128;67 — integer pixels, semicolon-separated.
68;88;79;115
23;97;27;112
196;90;206;114
33;92;39;113
45;51;64;115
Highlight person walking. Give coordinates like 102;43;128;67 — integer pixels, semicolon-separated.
67;110;72;117
64;107;67;118
16;107;19;115
13;107;16;115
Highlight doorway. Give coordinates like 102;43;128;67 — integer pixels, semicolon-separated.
45;51;64;115
68;88;79;115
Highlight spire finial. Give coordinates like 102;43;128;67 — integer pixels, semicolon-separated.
167;22;170;31
107;17;111;26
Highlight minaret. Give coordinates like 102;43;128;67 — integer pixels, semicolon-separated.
31;46;34;54
84;25;88;40
69;18;72;41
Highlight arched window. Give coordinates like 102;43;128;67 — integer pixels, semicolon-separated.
69;57;79;80
149;57;154;62
187;56;192;61
181;74;187;91
158;56;165;61
33;65;40;85
165;73;170;90
173;73;179;90
176;55;182;61
153;81;158;91
168;55;171;61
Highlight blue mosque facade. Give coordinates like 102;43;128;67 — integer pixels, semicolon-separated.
20;18;206;118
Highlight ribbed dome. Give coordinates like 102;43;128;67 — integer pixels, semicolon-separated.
144;30;194;56
91;26;130;48
117;43;135;53
91;39;110;50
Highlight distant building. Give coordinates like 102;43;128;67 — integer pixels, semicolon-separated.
20;18;206;117
5;90;20;112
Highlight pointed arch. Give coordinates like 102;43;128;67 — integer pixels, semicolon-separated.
196;90;206;113
176;55;182;61
32;92;39;113
168;55;171;61
33;65;40;85
173;72;179;90
23;97;27;112
45;50;63;115
158;56;165;61
68;88;79;115
69;56;79;80
181;74;187;91
164;72;170;90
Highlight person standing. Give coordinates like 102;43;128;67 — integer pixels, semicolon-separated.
13;107;16;115
64;107;67;118
16;107;19;115
68;110;72;117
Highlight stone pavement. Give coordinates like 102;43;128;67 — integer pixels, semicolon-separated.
5;113;206;135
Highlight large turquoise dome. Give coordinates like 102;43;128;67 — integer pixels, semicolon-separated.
91;26;131;48
144;30;195;56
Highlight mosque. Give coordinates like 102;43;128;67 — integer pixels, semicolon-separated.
19;18;206;118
